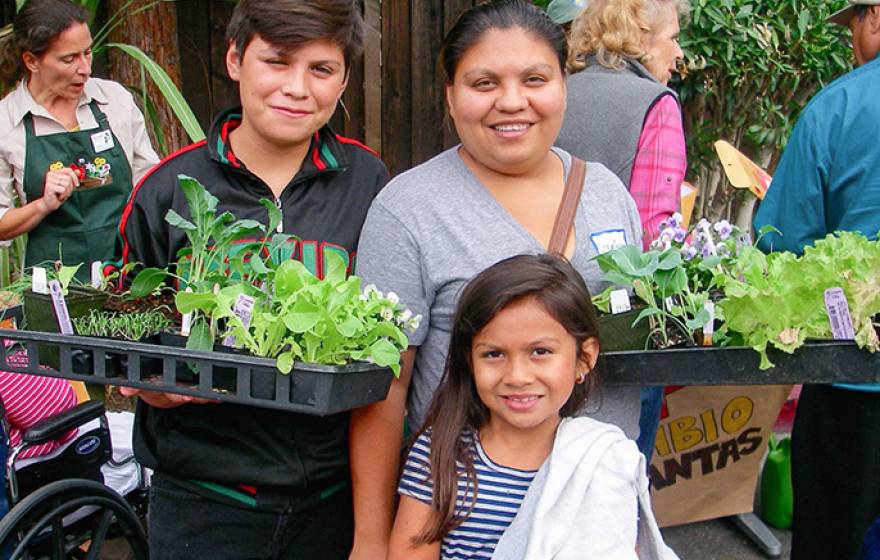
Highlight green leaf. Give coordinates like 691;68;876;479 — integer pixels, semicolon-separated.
130;267;168;297
260;198;282;234
276;351;294;374
165;210;197;232
56;265;81;293
324;251;347;285
175;290;219;314
283;300;322;333
186;318;213;352
106;43;205;143
369;338;402;370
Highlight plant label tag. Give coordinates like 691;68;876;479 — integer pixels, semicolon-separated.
590;229;627;255
702;301;715;346
223;294;255;347
180;288;193;336
32;267;48;295
90;130;114;153
824;287;855;340
609;289;631;314
90;261;103;289
48;280;73;335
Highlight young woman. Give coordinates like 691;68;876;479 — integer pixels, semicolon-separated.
349;2;643;556
0;0;158;278
555;0;691;461
388;254;676;559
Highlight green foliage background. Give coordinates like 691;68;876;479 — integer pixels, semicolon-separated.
675;0;852;222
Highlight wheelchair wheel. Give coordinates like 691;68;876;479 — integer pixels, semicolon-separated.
0;479;148;560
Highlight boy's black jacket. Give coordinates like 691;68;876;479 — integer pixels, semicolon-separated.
119;108;389;510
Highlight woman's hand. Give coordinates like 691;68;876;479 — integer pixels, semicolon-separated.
118;386;219;408
38;168;79;214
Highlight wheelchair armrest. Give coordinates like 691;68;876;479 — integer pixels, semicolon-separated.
23;400;105;446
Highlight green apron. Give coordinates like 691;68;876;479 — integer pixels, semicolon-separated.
22;101;133;280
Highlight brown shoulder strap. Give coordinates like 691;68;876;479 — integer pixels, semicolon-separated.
548;157;587;255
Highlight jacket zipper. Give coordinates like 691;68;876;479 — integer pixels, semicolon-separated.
275;197;283;233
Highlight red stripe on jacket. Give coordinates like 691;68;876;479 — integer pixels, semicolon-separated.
119;140;207;267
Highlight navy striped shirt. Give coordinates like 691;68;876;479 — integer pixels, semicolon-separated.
399;431;537;559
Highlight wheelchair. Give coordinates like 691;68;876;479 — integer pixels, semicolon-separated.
0;395;148;560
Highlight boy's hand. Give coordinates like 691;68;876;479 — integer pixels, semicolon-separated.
118;386;219;408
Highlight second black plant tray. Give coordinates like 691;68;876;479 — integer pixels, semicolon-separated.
0;329;394;416
601;340;880;386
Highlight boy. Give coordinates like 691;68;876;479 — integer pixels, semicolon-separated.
118;1;388;558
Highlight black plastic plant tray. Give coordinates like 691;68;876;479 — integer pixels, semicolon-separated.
0;329;393;416
601;340;880;386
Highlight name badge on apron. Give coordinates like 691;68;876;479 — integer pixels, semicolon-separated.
590;228;628;254
91;130;114;153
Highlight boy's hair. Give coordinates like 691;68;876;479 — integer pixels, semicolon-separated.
225;0;365;68
412;253;603;545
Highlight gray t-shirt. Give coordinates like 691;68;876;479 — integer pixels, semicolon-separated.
356;147;643;438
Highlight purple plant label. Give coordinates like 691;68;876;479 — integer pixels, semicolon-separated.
48;280;73;335
180;288;193;336
824;287;855;340
223;294;256;347
609;289;631;314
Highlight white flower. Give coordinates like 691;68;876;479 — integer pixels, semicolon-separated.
386;291;400;305
397;309;413;323
380;307;394;321
363;284;379;297
671;212;684;226
407;314;423;331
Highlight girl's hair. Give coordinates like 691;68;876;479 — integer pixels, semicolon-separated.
412;253;602;544
439;0;568;83
567;0;690;73
225;0;364;69
2;0;89;82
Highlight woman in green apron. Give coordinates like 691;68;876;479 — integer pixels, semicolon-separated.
0;0;159;279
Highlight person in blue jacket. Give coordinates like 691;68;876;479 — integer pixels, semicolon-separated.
753;2;880;558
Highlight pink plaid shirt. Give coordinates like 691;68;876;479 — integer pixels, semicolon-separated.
629;94;687;248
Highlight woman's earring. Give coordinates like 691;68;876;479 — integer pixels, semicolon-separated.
576;371;588;384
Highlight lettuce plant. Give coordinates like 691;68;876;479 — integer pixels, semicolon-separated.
716;232;880;368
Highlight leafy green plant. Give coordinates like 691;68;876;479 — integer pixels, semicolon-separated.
716;232;880;368
135;175;417;374
177;253;417;375
73;308;171;340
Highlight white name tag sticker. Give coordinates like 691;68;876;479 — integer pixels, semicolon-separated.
91;130;114;153
590;229;627;255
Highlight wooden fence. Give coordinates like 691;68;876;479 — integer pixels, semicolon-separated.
176;0;479;177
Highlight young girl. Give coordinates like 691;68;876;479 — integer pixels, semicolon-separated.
388;254;677;560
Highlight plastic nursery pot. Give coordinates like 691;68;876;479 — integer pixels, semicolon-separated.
598;307;653;352
23;287;109;370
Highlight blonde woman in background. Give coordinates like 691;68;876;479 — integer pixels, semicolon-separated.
554;0;690;462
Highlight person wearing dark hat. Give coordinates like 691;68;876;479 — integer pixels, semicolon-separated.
754;2;880;558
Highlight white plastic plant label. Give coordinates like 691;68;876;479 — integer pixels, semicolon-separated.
32;266;48;295
48;280;73;334
223;294;255;347
609;289;632;314
180;287;193;336
824;287;855;340
90;261;103;289
702;301;715;346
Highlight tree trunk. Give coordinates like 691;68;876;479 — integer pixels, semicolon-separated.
107;0;188;155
